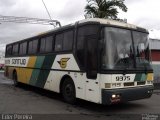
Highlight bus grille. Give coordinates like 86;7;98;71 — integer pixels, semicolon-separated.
137;81;145;85
124;82;134;87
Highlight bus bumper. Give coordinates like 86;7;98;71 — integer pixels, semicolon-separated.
101;85;154;105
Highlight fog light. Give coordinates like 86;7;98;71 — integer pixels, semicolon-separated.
112;94;116;98
111;94;121;104
116;94;120;98
105;83;111;88
148;90;153;93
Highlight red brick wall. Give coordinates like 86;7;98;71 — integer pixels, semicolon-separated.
151;50;160;61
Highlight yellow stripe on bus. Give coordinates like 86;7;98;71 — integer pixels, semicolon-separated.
17;57;37;84
147;73;153;81
27;56;37;68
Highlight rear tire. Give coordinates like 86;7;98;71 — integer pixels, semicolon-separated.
13;72;18;86
62;78;76;104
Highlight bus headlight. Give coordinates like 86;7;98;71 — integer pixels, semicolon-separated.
112;94;116;98
105;83;111;88
112;94;121;99
111;94;121;103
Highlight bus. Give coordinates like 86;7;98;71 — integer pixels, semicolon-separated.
4;18;154;105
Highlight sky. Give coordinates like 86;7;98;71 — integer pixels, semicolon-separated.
0;0;160;53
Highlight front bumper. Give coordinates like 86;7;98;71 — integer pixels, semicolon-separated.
102;85;154;105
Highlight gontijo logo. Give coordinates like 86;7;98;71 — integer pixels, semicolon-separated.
57;58;70;68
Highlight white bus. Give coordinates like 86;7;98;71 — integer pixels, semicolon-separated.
5;18;154;105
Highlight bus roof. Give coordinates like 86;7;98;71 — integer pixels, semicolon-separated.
38;18;148;36
79;18;148;32
6;18;148;45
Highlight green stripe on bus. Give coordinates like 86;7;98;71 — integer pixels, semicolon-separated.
36;55;56;88
29;56;45;85
29;70;40;85
140;74;147;81
34;56;45;68
134;73;147;81
134;73;142;81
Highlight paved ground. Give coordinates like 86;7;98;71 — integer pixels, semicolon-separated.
0;72;160;120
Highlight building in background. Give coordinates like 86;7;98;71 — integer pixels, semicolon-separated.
0;52;4;69
150;38;160;83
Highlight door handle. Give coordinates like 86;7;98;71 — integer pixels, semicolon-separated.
86;81;89;83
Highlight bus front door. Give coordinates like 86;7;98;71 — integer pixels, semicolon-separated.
85;37;100;103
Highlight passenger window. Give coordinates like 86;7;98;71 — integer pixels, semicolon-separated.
45;36;53;52
12;44;19;55
63;31;73;51
28;39;38;54
6;45;12;56
19;42;27;55
33;40;38;53
40;38;46;53
40;36;53;53
55;33;63;51
28;41;33;54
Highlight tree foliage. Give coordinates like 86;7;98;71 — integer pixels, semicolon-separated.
85;0;127;19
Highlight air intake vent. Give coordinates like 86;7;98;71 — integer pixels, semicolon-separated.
137;81;145;85
124;82;134;87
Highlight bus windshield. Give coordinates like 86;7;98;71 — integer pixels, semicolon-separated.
101;27;150;70
133;31;150;68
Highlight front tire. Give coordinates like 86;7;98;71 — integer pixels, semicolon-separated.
62;78;76;104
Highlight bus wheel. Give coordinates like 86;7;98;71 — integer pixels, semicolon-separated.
62;78;76;104
13;71;18;86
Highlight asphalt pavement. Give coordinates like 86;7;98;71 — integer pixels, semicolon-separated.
0;72;160;120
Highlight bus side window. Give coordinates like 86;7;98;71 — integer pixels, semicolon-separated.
19;42;27;55
55;33;63;52
63;30;74;51
6;45;12;56
12;44;19;55
45;36;53;52
28;39;38;54
40;38;46;53
40;36;53;53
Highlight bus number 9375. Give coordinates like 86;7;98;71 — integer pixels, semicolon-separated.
116;76;131;81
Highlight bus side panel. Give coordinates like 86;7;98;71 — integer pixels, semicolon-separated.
44;54;86;99
18;56;37;84
17;68;27;83
8;66;15;79
44;71;86;100
25;56;37;84
29;69;40;85
29;56;45;86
